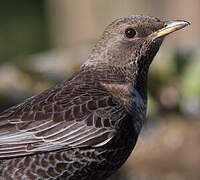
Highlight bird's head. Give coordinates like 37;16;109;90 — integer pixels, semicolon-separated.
85;15;189;82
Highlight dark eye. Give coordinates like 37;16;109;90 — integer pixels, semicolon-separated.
125;28;136;38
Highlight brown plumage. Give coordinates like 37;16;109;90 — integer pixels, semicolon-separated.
0;15;189;179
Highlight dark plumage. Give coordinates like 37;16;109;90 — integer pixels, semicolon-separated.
0;15;189;180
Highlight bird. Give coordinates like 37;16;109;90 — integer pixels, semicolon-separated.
0;15;189;180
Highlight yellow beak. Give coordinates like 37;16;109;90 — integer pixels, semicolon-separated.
149;20;190;40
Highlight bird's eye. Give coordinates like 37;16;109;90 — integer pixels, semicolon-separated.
125;28;136;38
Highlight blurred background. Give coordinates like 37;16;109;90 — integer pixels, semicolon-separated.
0;0;199;179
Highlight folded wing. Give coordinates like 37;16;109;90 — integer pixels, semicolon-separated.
0;81;126;158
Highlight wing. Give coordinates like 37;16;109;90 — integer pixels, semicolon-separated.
0;78;126;158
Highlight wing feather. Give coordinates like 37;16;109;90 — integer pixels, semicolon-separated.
0;80;125;158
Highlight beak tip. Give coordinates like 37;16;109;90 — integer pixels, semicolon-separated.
164;20;190;28
178;20;191;28
184;20;190;26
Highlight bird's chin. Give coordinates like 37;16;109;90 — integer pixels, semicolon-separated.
152;36;165;44
141;37;164;68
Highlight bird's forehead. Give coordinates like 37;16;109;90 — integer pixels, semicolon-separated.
114;15;161;25
106;15;164;32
